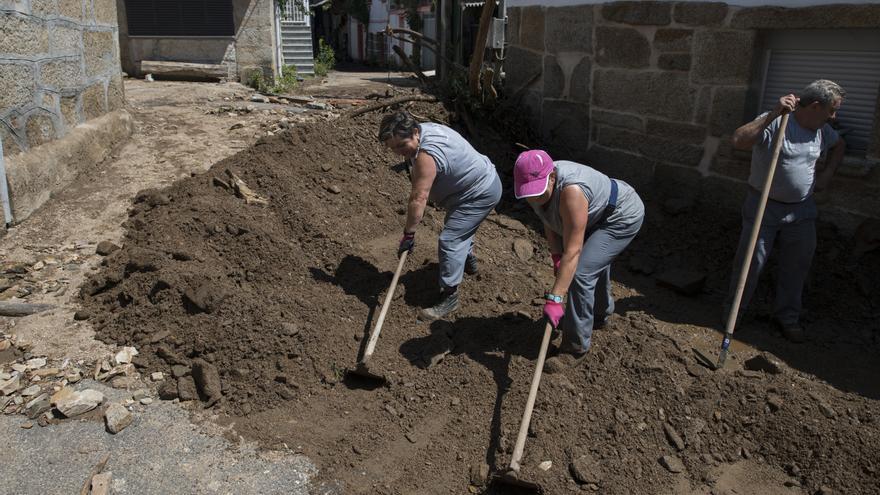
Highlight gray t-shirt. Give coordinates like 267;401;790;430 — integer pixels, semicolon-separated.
749;112;840;203
416;123;498;208
530;161;614;235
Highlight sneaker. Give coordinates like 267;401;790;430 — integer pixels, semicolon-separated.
418;291;460;321
465;253;478;275
543;345;588;374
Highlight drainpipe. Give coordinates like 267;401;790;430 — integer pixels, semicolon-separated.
0;134;13;226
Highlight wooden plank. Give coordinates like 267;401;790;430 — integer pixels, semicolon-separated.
0;301;54;317
140;61;228;81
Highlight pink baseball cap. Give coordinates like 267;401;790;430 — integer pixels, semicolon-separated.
513;150;555;199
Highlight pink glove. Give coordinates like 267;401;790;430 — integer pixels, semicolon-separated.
543;301;564;328
551;253;562;276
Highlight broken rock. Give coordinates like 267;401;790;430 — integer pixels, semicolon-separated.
659;455;685;473
20;384;41;397
90;472;112;495
0;375;21;396
105;403;133;433
663;422;686;451
191;359;222;404
177;376;198;401
114;346;139;365
512;239;533;262
743;354;783;374
56;389;105;417
24;393;52;419
158;379;179;400
95;241;120;256
570;454;602;484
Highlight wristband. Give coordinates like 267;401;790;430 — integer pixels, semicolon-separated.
544;292;564;304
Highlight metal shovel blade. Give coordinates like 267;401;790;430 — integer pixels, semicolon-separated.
349;359;387;383
491;469;543;494
692;347;719;371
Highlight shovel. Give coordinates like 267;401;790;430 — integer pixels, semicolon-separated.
350;250;409;383
492;321;553;493
713;112;791;370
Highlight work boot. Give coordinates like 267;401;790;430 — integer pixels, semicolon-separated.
543;344;588;374
776;320;806;343
465;253;478;275
418;290;460;321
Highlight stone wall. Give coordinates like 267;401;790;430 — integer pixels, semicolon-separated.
117;0;278;83
505;1;880;233
1;0;125;157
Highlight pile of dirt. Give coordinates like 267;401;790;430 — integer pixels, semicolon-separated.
79;101;880;494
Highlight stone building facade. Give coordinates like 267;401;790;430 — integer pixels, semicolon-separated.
504;0;880;233
1;0;131;226
116;0;279;82
1;0;125;156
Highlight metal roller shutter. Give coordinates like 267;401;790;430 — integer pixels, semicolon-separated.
760;49;880;154
125;0;235;37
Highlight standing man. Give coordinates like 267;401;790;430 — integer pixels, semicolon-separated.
726;79;846;342
514;150;644;373
379;110;502;320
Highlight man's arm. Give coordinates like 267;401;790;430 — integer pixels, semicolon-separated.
731;94;797;151
404;152;437;233
815;137;846;192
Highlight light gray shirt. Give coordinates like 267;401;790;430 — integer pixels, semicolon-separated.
416;123;498;208
530;161;614;235
749;112;840;203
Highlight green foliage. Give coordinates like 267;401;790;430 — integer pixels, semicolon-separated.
314;38;336;77
273;64;299;93
246;65;299;94
247;71;269;93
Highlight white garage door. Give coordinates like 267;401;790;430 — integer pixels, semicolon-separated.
761;49;880;154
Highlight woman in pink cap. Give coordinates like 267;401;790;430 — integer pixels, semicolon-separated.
514;150;644;372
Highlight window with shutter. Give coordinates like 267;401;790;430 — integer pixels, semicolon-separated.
759;30;880;155
125;0;235;37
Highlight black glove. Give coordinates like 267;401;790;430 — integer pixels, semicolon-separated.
398;231;415;257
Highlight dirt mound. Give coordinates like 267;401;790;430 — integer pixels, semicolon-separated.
80;103;880;494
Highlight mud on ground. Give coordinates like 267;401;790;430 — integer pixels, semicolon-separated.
79;96;880;494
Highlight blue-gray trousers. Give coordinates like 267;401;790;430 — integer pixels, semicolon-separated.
563;189;644;352
438;175;502;290
726;190;817;326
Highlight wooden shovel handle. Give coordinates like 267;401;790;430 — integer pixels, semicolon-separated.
362;251;408;360
509;321;554;472
721;112;790;351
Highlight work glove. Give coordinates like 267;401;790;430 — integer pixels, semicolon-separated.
551;253;562;276
543;301;564;329
398;231;415;257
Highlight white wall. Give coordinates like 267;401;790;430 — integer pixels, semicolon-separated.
507;0;880;8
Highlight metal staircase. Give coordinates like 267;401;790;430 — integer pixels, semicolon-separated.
279;1;314;75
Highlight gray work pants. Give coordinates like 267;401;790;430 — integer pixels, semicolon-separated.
725;190;817;326
563;187;644;352
438;175;502;290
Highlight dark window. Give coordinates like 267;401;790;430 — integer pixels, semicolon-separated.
125;0;234;36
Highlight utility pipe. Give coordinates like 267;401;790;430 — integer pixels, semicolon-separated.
0;133;13;226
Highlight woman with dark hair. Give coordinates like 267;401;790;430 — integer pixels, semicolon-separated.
379;110;501;320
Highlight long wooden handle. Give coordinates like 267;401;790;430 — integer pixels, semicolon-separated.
509;321;554;472
362;251;409;360
721;113;790;348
